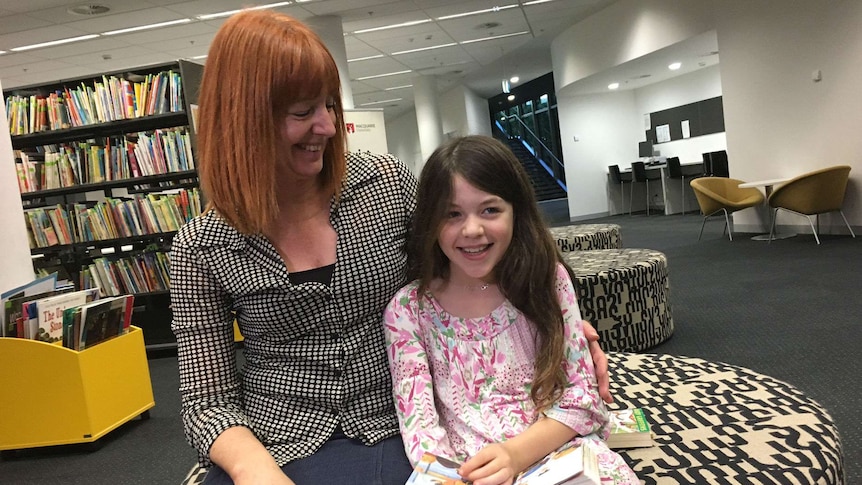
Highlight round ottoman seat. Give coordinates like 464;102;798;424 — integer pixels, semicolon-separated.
563;248;672;352
610;352;845;484
551;223;622;252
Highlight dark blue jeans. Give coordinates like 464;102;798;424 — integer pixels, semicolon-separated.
202;434;413;485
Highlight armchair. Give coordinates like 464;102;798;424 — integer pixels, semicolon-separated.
767;165;856;244
690;177;764;241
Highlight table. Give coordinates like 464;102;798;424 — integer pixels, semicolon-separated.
609;162;704;216
610;352;844;484
738;178;795;240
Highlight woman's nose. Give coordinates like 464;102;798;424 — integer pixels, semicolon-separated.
313;104;336;136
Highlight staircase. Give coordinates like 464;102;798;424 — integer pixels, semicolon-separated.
503;138;567;201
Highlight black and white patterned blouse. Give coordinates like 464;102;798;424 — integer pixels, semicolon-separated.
171;152;418;466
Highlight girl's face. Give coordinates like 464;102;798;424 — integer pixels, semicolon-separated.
437;175;513;286
276;94;336;183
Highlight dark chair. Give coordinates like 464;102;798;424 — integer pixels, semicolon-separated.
701;152;713;176
710;150;729;177
608;165;634;215
666;157;700;214
631;161;662;216
767;165;856;244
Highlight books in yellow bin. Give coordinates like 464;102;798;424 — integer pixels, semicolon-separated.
405;442;599;485
607;408;655;449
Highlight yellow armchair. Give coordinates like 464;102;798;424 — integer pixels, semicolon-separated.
690;177;764;241
767;165;856;244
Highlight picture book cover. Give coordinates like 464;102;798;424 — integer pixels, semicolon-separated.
78;295;130;350
406;442;599;485
33;288;99;343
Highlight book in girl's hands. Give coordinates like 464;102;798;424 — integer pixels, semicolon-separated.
405;442;599;485
606;408;655;449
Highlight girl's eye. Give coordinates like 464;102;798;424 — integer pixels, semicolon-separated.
447;211;461;219
483;207;501;214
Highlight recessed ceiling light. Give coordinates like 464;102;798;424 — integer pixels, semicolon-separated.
608;82;620;90
510;76;519;83
668;62;682;70
507;94;515;101
67;4;111;16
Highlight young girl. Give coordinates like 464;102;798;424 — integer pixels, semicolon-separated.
383;136;638;485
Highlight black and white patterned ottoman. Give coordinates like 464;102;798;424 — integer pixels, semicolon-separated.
610;352;844;484
563;248;673;352
551;223;623;252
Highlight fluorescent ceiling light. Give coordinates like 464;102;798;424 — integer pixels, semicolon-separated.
668;62;682;70
103;18;192;35
359;98;402;106
0;50;6;55
197;2;293;20
608;82;620;90
523;0;556;5
189;54;208;60
11;34;100;51
392;43;456;55
353;19;433;34
460;31;529;44
348;54;384;62
356;70;413;80
384;85;413;91
437;4;518;20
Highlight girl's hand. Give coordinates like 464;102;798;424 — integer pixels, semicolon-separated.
458;443;518;485
582;320;613;403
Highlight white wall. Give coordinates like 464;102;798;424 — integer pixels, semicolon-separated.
386;84;492;176
714;0;862;233
558;90;639;219
385;108;422;175
552;0;862;233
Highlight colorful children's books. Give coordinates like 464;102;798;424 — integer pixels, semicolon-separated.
606;408;655;449
406;442;599;485
33;288;99;343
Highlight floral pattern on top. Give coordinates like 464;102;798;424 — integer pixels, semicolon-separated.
383;264;609;464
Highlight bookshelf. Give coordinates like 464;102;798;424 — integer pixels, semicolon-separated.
3;59;204;348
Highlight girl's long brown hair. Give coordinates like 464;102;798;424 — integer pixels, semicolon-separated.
196;10;346;234
409;135;575;411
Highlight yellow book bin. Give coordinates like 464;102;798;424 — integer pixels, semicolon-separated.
0;326;155;451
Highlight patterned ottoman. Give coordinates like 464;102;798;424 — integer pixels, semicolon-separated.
563;249;672;352
551;223;622;252
610;352;844;484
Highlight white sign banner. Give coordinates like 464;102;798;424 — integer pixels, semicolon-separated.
344;109;388;155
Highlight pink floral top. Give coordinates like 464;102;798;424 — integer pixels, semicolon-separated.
383;264;609;465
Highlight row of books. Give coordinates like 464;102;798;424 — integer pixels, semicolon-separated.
80;251;171;297
24;188;201;248
406;408;654;485
6;69;184;136
2;275;132;351
14;126;195;193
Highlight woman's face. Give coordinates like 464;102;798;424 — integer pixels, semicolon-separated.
277;94;337;183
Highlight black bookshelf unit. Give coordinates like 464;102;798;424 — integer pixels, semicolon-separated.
5;59;204;348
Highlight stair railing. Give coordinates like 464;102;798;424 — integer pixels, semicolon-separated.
498;115;566;188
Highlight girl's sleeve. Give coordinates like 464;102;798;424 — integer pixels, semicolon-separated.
383;288;458;465
542;264;610;439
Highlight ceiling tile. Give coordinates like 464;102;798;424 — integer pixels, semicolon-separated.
348;56;411;79
0;14;54;35
106;21;217;46
62;7;192;35
0;24;94;51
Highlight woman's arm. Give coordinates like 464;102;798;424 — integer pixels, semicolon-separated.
383;287;457;464
209;427;294;484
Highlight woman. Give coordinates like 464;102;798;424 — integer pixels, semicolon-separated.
170;10;611;485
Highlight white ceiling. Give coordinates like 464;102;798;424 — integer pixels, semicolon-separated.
0;0;618;118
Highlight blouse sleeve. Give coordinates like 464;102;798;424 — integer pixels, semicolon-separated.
383;287;458;465
170;228;250;465
542;264;610;439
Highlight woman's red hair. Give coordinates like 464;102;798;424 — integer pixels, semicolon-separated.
196;10;346;234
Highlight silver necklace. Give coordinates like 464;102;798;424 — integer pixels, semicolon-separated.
460;283;494;291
